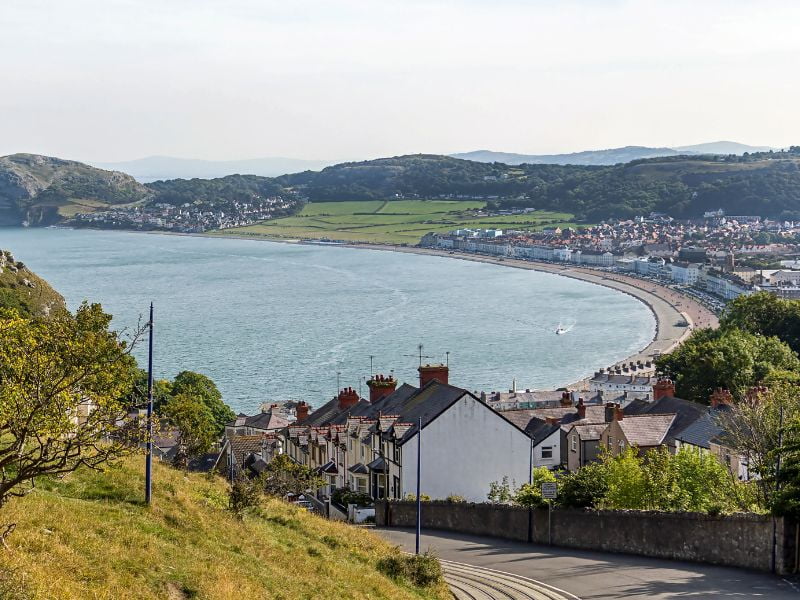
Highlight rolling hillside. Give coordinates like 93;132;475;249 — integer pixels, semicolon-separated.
4;148;800;226
0;456;447;600
0;154;152;226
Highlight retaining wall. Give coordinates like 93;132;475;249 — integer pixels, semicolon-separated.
376;501;798;573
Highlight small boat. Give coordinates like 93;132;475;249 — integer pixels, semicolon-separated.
555;323;567;335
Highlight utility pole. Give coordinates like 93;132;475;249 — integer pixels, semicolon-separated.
145;302;154;505
416;415;422;555
369;355;374;377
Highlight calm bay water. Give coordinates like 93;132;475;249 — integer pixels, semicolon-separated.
1;228;655;413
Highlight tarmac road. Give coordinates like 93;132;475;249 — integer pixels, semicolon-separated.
377;528;800;600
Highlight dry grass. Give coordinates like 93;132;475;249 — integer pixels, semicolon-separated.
0;456;448;600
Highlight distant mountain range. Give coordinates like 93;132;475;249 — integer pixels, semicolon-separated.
92;155;336;182
451;141;776;166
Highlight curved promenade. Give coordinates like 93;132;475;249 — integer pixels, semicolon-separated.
348;244;720;385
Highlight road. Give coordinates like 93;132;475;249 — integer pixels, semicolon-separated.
376;528;799;599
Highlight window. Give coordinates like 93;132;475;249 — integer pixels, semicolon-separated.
541;446;553;459
571;436;577;452
356;478;367;494
619;440;625;451
393;476;401;499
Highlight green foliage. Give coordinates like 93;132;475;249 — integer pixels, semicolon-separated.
444;494;467;503
513;468;557;508
594;447;756;513
721;292;800;356
228;476;264;518
0;303;141;508
486;476;514;504
656;327;800;401
404;493;432;502
170;370;234;435
161;393;217;468
331;488;373;507
260;454;326;498
773;417;800;518
558;463;608;509
377;551;444;589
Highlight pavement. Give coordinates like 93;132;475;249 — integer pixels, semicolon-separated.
376;528;800;599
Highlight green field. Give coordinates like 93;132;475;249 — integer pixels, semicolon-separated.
217;200;578;244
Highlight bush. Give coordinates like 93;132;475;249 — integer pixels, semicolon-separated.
513;467;557;508
377;551;443;588
331;488;373;507
444;494;467;503
228;476;262;517
404;493;431;502
558;463;608;508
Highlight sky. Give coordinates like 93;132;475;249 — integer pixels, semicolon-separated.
1;0;799;162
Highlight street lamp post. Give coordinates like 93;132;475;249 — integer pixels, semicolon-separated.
415;416;422;555
145;302;154;505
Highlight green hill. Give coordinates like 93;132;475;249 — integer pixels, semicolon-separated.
0;153;152;226
0;249;65;317
280;150;800;221
0;456;447;600
5;148;800;226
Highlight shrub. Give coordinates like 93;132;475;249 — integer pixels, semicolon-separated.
228;477;262;517
332;488;373;507
377;551;443;588
558;463;608;508
444;494;466;503
513;467;557;508
404;493;431;502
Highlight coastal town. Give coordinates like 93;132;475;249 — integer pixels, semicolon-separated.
66;194;299;233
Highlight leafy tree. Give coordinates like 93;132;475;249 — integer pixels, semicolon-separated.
260;454;325;498
513;467;557;508
161;393;217;468
720;383;800;507
721;293;800;356
601;447;647;509
170;371;234;435
0;304;142;543
487;476;514;504
558;463;608;508
656;328;800;401
228;475;263;518
773;417;800;518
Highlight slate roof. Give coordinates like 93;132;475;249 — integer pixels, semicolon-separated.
348;463;369;474
676;406;732;449
227;411;290;431
591;374;656;386
624;396;706;441
366;456;388;472
501;411;561;443
229;435;267;465
617;414;676;447
569;423;607;441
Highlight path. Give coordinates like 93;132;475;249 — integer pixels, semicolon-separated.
378;528;799;600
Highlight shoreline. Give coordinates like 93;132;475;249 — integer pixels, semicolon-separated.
49;227;719;390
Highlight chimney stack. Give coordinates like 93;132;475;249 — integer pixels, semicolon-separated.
418;364;449;387
604;402;622;422
367;374;397;403
337;387;360;410
295;401;310;422
710;388;734;408
576;397;586;419
653;378;676;402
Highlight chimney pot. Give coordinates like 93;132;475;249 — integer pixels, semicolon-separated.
418;364;449;387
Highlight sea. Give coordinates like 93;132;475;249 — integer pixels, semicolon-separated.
0;228;655;413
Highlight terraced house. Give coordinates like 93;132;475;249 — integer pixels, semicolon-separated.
282;365;536;502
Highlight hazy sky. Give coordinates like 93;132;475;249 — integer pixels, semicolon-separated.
1;0;798;161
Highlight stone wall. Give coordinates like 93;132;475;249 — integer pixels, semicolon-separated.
376;501;798;573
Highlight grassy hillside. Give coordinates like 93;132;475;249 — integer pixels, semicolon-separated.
0;249;66;317
217;200;576;244
0;154;152;226
0;456;447;600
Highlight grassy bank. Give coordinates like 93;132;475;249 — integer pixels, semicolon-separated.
216;200;578;244
0;456;448;599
